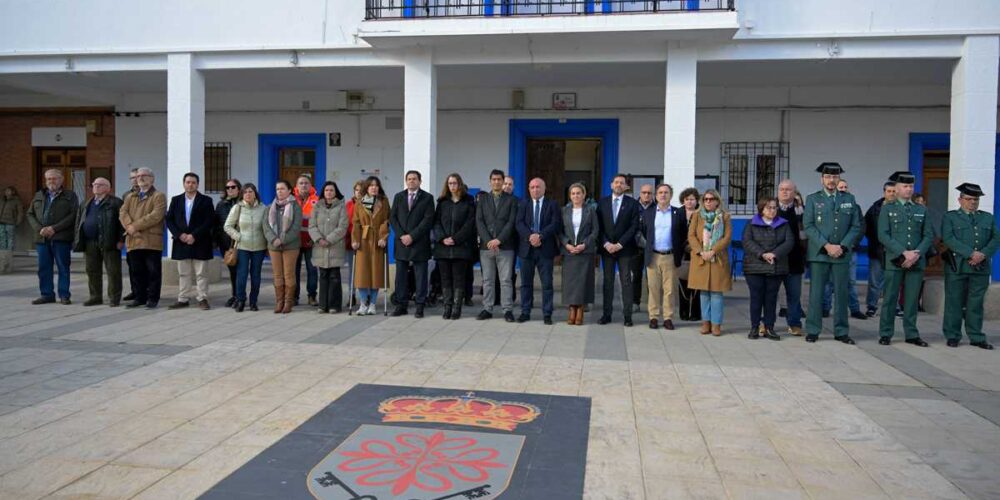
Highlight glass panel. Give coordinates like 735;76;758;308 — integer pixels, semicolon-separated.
72;169;86;195
303;150;316;167
728;155;748;205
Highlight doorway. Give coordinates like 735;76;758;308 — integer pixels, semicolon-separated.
279;147;316;186
526;138;602;206
921;150;949;276
35;148;110;196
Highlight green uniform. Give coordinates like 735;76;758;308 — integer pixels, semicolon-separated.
941;209;1000;343
877;200;933;339
803;189;862;338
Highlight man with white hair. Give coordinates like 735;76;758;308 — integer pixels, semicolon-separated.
73;177;124;306
775;179;806;335
120;167;167;309
26;169;80;304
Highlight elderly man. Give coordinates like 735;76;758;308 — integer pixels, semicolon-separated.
776;179;807;335
74;178;124;306
631;183;655;313
26;169;79;304
515;178;561;324
166;172;215;310
122;168;140;302
120;167;167;309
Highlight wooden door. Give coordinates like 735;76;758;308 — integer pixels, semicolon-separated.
922;150;949;276
527;139;567;205
37;148;88;195
278;147;316;186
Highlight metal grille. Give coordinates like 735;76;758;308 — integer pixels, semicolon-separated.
720;142;789;216
204;142;231;193
365;0;733;20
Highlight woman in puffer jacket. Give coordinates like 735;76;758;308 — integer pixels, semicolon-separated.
742;196;794;341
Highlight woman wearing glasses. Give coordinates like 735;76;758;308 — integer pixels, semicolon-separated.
687;189;732;336
215;179;242;308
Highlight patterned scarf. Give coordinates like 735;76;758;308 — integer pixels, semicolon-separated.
268;196;294;242
700;208;725;252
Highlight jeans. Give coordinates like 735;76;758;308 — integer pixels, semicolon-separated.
700;291;725;325
601;253;634;320
358;288;379;305
395;259;428;306
866;256;884;312
780;273;804;328
0;223;14;250
37;240;72;299
128;249;162;304
481;249;514;312
295;246;318;299
236;249;265;303
823;253;860;312
746;274;781;329
520;252;554;317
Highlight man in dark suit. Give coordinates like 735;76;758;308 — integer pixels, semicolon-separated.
166;172;216;310
476;169;518;322
640;183;686;330
390;170;435;318
597;174;641;327
515;177;561;325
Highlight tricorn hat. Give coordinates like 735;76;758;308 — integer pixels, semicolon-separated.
815;162;844;175
956;183;985;197
888;171;916;184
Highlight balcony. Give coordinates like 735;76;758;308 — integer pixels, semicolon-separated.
365;0;734;20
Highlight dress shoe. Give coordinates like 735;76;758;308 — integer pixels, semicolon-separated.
649;319;659;330
198;299;210;310
663;319;675;330
126;300;146;309
878;337;891;345
391;307;408;317
905;337;929;347
225;297;236;308
850;311;868;320
516;313;530;323
145;301;158;309
971;341;995;350
168;301;189;310
236;301;246;313
123;292;135;301
598;316;612;325
477;310;492;320
747;328;760;339
543;316;552;325
504;311;515;322
415;305;424;318
624;318;634;327
762;328;781;341
805;335;818;343
946;338;960;348
83;298;103;307
835;336;856;345
788;326;803;336
59;298;72;305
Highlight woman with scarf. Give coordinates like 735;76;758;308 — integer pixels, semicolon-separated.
263;180;302;314
742;197;794;340
687;189;732;336
351;176;390;315
309;181;349;314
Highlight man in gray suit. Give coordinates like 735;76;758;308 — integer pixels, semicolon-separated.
476;169;517;323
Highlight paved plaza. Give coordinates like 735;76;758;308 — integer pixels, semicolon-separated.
0;256;998;499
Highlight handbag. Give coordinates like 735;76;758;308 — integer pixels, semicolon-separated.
224;241;238;267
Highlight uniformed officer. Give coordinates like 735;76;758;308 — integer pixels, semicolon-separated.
941;183;998;350
876;171;933;346
803;162;862;344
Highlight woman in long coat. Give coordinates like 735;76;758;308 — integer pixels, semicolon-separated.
688;189;732;336
309;181;349;313
350;176;390;315
433;173;477;320
560;182;599;325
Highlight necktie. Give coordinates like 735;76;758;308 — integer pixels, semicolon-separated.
533;200;541;232
613;197;620;223
408;192;415;209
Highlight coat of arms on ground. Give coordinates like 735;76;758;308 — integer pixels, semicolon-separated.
200;384;590;500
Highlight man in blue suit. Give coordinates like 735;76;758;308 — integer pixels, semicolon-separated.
597;174;641;327
640;183;687;330
515;177;562;325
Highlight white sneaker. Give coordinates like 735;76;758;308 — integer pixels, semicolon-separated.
367;303;377;315
356;303;368;315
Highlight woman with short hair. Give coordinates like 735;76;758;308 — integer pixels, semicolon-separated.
742;197;794;340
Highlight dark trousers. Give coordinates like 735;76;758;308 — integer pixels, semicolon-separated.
84;241;122;302
520;252;554;317
631;248;645;306
439;258;469;305
236;249;265;304
128;249;162;304
601;253;634;320
36;240;72;299
218;244;237;298
318;267;342;311
295;247;318;300
126;250;137;296
465;260;475;299
395;259;428;306
493;256;517;306
746;274;781;330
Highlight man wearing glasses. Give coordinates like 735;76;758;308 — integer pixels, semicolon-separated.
120;167;167;309
941;183;999;350
802;162;861;344
122;168;140;302
631;183;655;314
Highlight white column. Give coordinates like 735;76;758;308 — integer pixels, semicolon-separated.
663;43;698;195
167;53;206;198
404;48;437;191
949;36;999;211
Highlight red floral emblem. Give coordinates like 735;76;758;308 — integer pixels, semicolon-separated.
337;431;505;495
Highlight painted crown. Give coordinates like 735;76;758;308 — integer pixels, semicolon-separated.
378;393;541;431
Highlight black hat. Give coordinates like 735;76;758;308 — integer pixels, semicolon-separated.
888;171;916;184
956;183;985;197
815;162;844;175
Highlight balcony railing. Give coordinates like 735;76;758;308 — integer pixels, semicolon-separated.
365;0;734;20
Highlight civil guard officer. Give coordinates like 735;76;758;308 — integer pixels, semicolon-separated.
802;162;862;344
941;182;998;350
876;171;934;346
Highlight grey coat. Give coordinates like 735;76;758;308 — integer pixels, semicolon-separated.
308;198;349;268
741;216;794;276
263;200;303;251
559;205;599;256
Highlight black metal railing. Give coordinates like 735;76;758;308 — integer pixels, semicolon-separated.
365;0;734;20
720;141;790;216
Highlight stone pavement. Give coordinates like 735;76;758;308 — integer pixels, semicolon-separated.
0;256;998;499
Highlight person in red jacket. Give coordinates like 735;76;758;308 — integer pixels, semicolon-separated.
293;174;319;306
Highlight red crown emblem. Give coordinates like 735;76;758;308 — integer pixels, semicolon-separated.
378;392;541;431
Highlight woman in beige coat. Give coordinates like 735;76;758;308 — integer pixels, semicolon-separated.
687;189;732;336
309;181;349;313
350;176;390;315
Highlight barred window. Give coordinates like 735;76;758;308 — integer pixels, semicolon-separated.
204;142;231;193
720;142;789;215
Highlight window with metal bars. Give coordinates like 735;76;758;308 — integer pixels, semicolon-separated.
719;142;789;215
203;142;231;193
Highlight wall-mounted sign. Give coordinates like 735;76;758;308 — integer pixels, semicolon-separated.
552;92;577;110
329;132;341;147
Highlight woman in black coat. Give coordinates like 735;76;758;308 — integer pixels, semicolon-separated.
433;173;477;320
741;196;794;340
215;178;242;307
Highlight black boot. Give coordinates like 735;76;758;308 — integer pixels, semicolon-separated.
235;300;245;312
442;286;454;319
452;291;463;320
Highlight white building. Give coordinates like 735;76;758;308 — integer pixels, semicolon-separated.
1;0;999;278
